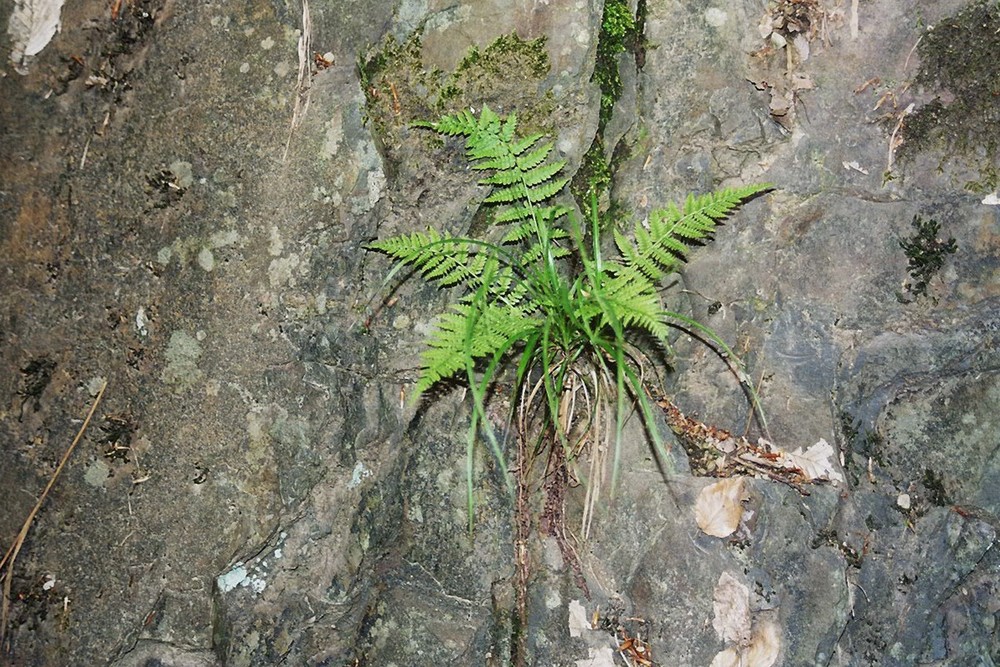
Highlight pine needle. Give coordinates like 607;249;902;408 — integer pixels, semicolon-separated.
0;380;107;643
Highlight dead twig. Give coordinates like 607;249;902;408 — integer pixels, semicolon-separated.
0;380;108;642
282;0;312;162
886;103;915;175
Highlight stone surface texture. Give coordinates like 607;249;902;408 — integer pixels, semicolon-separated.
0;0;997;665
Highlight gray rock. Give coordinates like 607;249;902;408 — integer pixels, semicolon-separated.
2;0;999;664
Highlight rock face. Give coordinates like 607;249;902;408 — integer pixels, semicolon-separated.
0;0;997;666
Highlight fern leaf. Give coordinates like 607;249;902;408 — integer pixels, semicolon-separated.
515;142;553;171
484;183;528;205
415;299;538;396
493;205;535;226
369;230;500;291
416;109;479;136
524;176;569;203
481;168;524;186
510;133;547;157
476;154;517;172
522;160;566;188
617;184;770;281
500;112;518;142
599;274;671;340
501;220;536;243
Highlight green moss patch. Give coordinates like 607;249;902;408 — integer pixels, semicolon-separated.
899;1;1000;167
358;31;553;157
896;215;957;303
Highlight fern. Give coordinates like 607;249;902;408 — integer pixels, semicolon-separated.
368;106;770;530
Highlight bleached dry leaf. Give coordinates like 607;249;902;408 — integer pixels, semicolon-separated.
712;571;752;645
574;647;616;667
710;648;740;667
843;160;869;175
7;0;65;74
746;619;781;667
757;12;774;39
982;192;1000;205
695;477;746;537
769;92;792;118
792;33;810;61
783;439;844;483
568;599;589;638
790;72;814;91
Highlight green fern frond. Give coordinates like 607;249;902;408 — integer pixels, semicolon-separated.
514;142;552;171
368;229;503;291
520;238;570;268
616;184;770;282
413;108;480;136
416;299;539;396
599;275;671;341
500;220;536;243
419;105;569;230
369;105;773;536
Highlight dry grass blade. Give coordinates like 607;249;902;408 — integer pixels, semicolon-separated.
282;0;312;162
0;380;107;643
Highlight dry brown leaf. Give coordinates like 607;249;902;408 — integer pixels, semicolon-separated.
791;72;815;91
792;33;810;61
712;571;752;645
710;619;782;667
695;477;746;537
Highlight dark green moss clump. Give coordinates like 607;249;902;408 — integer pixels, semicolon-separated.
593;0;645;128
921;468;952;507
570;140;612;206
573;0;646;213
897;215;957;302
899;1;1000;166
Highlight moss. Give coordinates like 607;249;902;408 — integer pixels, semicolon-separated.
453;33;549;80
570;138;613;207
593;0;643;129
963;163;999;194
921;468;952;506
358;31;553;161
898;1;1000;168
811;528;863;568
442;34;553;133
896;215;957;303
574;0;646;214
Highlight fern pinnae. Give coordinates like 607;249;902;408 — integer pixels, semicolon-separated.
369;106;771;534
617;184;772;282
515;141;552;171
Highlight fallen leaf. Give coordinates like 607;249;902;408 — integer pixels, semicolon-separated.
575;647;616;667
791;72;814;91
568;599;589;638
792;33;810;61
712;571;751;644
746;619;781;667
710;648;740;667
757;12;774;39
783;439;844;483
695;477;746;537
7;0;65;73
842;160;869;175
